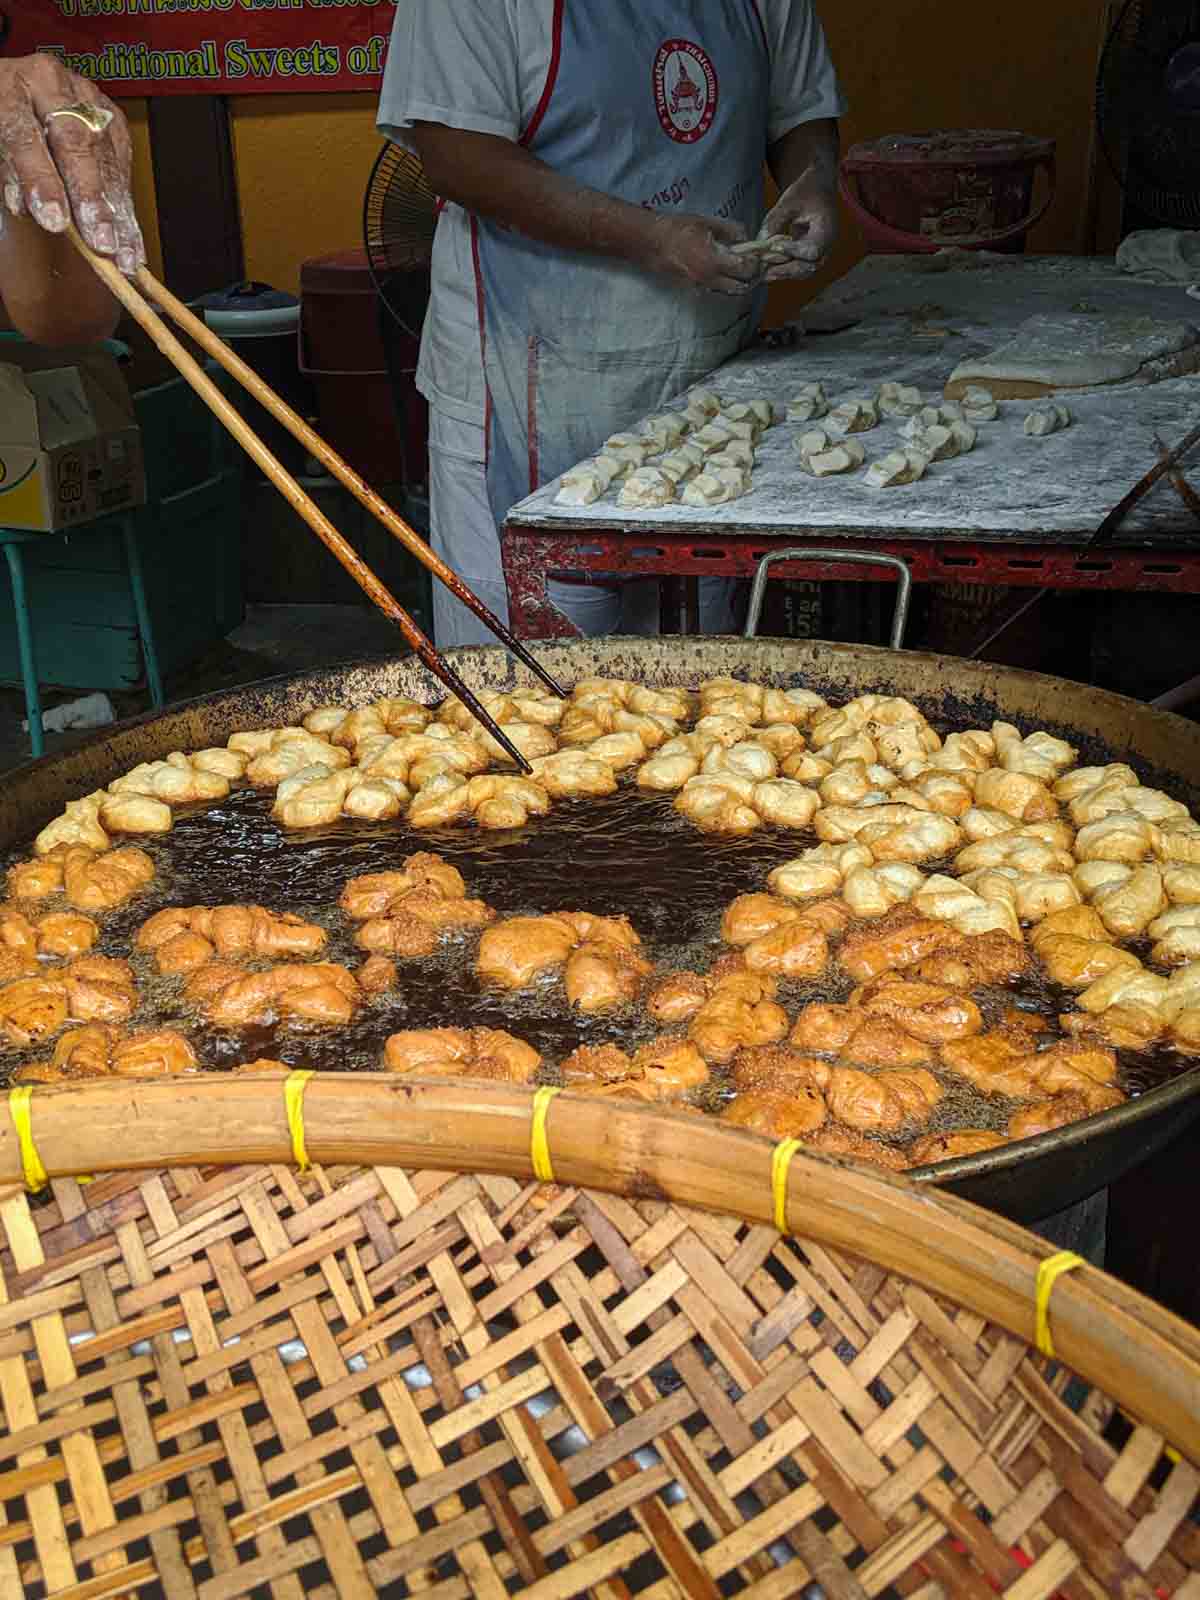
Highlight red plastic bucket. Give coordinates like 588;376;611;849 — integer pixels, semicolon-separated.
299;248;427;486
840;130;1056;255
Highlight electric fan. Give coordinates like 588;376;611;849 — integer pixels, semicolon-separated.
1096;0;1200;226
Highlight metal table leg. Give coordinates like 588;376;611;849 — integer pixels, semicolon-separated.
3;541;44;758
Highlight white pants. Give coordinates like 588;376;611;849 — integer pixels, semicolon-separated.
427;407;739;649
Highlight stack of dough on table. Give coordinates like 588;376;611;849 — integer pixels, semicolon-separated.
554;388;777;510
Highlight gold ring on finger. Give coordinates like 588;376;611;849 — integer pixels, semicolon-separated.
43;103;114;136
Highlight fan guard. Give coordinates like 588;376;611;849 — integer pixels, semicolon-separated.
1096;0;1200;226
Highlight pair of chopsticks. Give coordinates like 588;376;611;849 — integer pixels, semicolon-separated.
68;228;567;773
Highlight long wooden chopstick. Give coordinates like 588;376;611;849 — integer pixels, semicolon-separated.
132;261;566;701
70;227;535;774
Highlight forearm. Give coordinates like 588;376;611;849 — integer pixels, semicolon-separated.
0;213;119;345
412;125;659;264
768;118;839;197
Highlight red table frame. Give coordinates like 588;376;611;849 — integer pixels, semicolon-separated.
501;522;1200;639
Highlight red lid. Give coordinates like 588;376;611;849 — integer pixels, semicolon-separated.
843;130;1055;169
300;248;376;294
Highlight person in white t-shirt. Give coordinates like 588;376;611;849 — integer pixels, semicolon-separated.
379;2;845;647
0;54;144;345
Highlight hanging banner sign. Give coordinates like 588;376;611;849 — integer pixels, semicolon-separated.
5;3;393;97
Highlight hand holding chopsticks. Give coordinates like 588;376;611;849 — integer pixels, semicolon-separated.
70;228;563;772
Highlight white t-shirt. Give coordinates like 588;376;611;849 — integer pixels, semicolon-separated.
378;1;846;430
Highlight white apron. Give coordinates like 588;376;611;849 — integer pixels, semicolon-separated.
472;0;769;635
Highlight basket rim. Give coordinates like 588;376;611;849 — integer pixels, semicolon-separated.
4;1072;1198;1467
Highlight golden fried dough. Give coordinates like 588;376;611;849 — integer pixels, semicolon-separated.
15;1023;197;1082
804;1126;909;1171
136;905;327;973
645;971;710;1023
62;846;155;912
825;1066;942;1132
476;916;580;988
1008;1086;1125;1141
357;955;397;995
856;978;983;1043
190;963;363;1028
909;1130;1007;1164
720;1088;827;1138
839;909;958;983
383;1026;540;1081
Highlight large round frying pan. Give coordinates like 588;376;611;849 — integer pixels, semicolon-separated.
3;636;1197;1224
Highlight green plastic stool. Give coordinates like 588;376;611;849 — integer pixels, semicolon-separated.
0;335;163;758
0;516;165;759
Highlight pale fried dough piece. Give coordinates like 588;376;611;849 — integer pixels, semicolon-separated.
34;793;109;855
839;908;958;983
909;1130;1007;1165
721;1088;827;1138
383;1026;540;1082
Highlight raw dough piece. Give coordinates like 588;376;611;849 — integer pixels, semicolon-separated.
715;413;759;443
709;437;755;469
827;399;879;434
556;464;606;506
603;432;652;467
731;233;792;264
1024;402;1072;437
796;427;832;461
865;448;929;487
744;398;775;428
802;441;866;477
617;467;675;509
658;450;700;485
787;382;829;422
1116;229;1200;283
687;388;722;418
960;386;999;422
640;413;688;451
592;452;627;485
876;381;924;417
946;313;1200;399
908;420;976;460
692;421;736;453
682;469;746;506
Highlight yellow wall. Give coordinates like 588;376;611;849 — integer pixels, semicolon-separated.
125;0;1111;302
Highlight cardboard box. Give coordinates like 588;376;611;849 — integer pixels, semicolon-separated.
0;349;145;532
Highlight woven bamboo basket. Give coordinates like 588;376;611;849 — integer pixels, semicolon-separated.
2;1074;1198;1600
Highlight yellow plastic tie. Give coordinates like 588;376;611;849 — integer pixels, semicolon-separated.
530;1086;561;1183
771;1138;803;1234
284;1070;315;1173
8;1086;48;1193
1034;1249;1085;1360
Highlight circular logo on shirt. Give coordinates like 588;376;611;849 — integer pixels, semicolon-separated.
654;40;718;143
